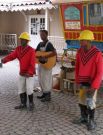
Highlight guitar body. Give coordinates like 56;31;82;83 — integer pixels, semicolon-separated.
36;51;56;69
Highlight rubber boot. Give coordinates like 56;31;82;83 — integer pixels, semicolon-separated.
41;92;51;102
87;109;96;130
73;104;88;125
37;93;46;99
28;94;34;111
15;93;27;109
83;105;88;123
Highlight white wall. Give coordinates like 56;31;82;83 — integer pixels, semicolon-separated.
49;8;64;37
0;8;64;45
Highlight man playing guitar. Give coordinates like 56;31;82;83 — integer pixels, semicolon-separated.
36;30;57;102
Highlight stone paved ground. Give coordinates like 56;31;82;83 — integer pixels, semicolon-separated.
0;58;103;135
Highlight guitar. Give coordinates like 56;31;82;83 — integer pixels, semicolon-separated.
36;51;56;69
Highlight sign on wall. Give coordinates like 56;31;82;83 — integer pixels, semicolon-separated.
65;21;80;29
60;4;82;30
64;6;80;20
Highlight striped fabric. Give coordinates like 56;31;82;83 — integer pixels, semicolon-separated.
75;46;103;89
3;45;36;76
80;47;99;65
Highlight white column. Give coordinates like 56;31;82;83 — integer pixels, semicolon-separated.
45;8;49;32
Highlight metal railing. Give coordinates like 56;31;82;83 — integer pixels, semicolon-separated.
0;33;17;52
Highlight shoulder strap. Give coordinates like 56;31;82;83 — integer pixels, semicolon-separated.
44;41;49;51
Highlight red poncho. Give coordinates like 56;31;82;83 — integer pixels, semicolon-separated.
3;45;36;76
75;46;103;89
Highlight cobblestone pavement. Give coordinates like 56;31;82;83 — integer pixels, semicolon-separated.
0;59;103;135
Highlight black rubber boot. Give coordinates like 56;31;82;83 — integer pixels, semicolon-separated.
15;93;27;109
37;93;46;99
28;94;34;111
41;92;51;102
73;104;88;125
83;105;88;123
87;109;96;130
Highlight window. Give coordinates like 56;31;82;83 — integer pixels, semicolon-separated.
88;3;103;25
30;17;45;35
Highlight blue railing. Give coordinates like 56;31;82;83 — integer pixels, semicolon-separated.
66;40;103;51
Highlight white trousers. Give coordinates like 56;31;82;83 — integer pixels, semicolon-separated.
18;75;35;95
38;65;52;93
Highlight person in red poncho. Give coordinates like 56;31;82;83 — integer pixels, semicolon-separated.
1;32;36;111
75;30;103;130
